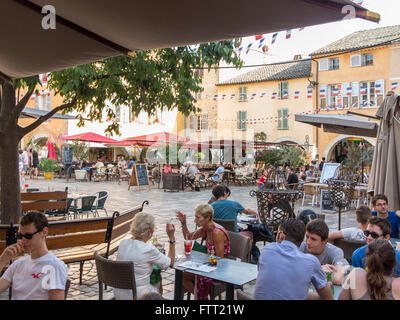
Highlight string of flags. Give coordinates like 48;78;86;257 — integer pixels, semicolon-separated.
203;88;313;101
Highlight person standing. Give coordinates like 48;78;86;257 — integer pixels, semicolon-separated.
319;157;326;172
254;219;333;300
30;148;39;179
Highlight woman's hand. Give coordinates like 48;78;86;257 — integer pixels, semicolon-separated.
175;210;186;224
166;222;175;240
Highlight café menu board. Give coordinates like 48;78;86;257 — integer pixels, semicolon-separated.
320;190;336;213
128;164;150;190
320;163;340;183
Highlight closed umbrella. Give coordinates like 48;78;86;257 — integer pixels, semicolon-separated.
368;93;400;210
47;135;56;160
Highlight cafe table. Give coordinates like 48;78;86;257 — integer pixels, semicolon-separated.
173;250;258;300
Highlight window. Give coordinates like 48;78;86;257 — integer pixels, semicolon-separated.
237;111;247;131
362;54;374;66
238;87;247;102
330;58;340;70
189;114;208;131
43;93;52;111
319;58;339;71
358;80;384;108
35;95;43;110
319;84;327;110
327;84;342;109
279;82;288;99
350;54;362;67
350;53;374;67
115;105;121;122
278;109;289;130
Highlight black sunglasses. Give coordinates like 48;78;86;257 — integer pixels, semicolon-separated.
16;229;43;240
363;230;383;239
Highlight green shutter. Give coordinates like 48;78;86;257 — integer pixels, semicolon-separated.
283;109;289;129
278;109;282;129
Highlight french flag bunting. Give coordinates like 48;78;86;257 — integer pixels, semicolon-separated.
238;47;243;55
286;30;292;39
320;89;326;98
30;93;36;100
251;93;257;100
392;82;398;90
213;95;218;101
283;92;288;99
375;83;382;94
307;89;313;98
255;35;263;41
294;91;300;99
271;92;277;99
360;85;367;94
230;94;235;99
246;43;252;54
260;92;266;98
346;86;352;96
258;37;265;49
299;27;305;31
333;88;339;97
271;33;278;44
221;94;226;100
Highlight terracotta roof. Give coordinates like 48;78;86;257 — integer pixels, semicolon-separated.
217;59;312;86
311;24;400;56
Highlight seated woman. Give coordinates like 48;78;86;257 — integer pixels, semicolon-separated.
339;240;400;300
114;212;176;300
176;204;230;300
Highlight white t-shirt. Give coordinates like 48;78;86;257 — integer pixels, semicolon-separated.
341;227;366;241
114;238;171;300
1;252;68;300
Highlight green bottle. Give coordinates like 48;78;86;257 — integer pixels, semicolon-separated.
326;272;334;296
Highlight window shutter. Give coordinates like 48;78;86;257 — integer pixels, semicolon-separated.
318;59;329;71
375;79;385;95
283;109;289;129
278;109;282;129
243;111;247;130
189;115;195;130
283;82;288;98
201;115;208;130
341;82;349;96
45;93;52;110
350;54;362;67
351;82;359;96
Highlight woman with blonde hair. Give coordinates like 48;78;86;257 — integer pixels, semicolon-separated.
339;240;400;300
176;204;230;300
114;212;175;300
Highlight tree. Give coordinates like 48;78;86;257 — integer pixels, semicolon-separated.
71;139;89;162
0;40;243;223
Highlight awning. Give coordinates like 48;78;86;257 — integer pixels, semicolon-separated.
58;132;118;143
295;113;378;137
20;107;76;120
0;0;379;80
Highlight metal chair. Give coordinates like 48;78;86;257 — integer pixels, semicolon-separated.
93;166;107;182
91;191;109;216
213;219;236;233
70;195;97;219
94;251;137;300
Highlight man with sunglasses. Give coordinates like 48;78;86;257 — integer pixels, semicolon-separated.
371;194;400;239
352;217;400;277
0;211;68;299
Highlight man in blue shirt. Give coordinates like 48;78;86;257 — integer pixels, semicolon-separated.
210;163;225;182
254;218;333;300
371;194;400;239
352;217;400;277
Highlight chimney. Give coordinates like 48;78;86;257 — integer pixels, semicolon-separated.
293;54;302;60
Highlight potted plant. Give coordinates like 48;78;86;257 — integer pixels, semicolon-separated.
38;158;59;180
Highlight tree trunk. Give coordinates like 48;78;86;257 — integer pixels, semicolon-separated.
0;133;22;224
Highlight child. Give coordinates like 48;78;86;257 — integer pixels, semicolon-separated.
258;170;267;189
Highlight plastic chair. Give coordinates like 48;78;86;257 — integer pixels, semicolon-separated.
70;195;97;219
213;219;236;233
91;191;109;216
94;251;137;300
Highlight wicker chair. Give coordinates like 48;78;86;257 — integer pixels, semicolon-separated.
94;251;137;300
301;184;318;207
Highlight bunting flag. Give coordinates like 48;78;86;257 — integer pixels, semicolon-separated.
392;82;399;91
294;91;300;99
346;86;352;96
375;83;382;94
271;33;278;44
307;89;313;98
333;88;339;97
271;92;277;99
255;34;263;41
238;46;243;55
250;93;257;100
246;43;252;54
360;85;367;94
213;94;218;101
221;94;226;100
299;27;305;31
320;88;326;98
258;37;265;49
283;92;288;99
30;93;36;100
230;94;235;99
260;92;266;98
286;30;292;39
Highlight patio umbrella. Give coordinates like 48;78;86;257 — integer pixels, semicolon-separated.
46;135;56;160
368;93;400;211
58;132;118;144
104;140;155;147
125;132;196;146
0;0;379;80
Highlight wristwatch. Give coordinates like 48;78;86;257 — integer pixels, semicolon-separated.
168;240;176;244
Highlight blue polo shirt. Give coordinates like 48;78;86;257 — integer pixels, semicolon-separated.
372;211;400;238
211;199;244;233
352;244;400;277
254;240;327;300
211;167;225;181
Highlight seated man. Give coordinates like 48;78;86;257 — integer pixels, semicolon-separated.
352;217;400;277
371;194;400;239
186;162;199;187
127;157;136;169
209;163;225;182
254;218;333;300
300;219;349;285
0;211;68;300
328;205;371;242
286;167;299;189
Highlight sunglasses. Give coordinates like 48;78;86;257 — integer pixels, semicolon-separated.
16;229;43;240
363;230;383;239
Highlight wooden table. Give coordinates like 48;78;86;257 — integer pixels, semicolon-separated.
173;250;258;300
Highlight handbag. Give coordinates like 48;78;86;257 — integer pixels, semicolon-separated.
192;237;208;253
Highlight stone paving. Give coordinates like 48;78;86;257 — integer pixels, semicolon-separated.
4;176;362;300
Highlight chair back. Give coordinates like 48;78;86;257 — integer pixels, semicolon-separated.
227;231;251;262
96;191;108;208
302;184;315;195
236;289;254;300
94;251;137;300
213;219;236;233
65;279;71;299
333;238;365;263
81;195;96;211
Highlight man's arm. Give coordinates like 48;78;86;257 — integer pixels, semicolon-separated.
0;278;11;295
49;289;65;300
328;231;344;242
307;284;333;300
243;208;258;216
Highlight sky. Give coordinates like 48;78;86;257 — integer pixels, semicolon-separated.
219;0;400;82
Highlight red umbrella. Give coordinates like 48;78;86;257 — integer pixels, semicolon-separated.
47;135;56;160
58;132;118;144
104;140;154;147
125;132;196;146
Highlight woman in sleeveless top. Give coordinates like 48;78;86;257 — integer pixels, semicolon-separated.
339;240;400;300
176;204;230;300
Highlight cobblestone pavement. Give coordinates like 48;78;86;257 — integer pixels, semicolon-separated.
5;177;361;300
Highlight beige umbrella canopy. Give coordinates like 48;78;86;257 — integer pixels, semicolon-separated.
368;93;400;211
0;0;379;80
